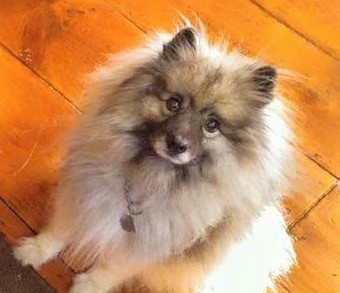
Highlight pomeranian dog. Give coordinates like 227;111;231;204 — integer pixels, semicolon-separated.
14;26;296;292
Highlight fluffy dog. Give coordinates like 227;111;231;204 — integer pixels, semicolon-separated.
14;26;296;292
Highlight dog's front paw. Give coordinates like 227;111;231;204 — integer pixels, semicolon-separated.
70;273;101;293
14;237;47;269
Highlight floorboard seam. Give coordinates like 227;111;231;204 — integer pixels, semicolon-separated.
248;0;339;61
0;42;83;114
111;3;148;35
0;196;35;234
288;180;338;231
0;196;76;286
303;152;338;179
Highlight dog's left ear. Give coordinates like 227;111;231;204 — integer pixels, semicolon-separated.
162;27;196;60
252;66;277;106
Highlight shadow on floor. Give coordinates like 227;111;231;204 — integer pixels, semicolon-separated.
0;234;54;293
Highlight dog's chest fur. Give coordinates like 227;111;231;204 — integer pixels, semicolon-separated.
64;145;272;267
72;169;227;263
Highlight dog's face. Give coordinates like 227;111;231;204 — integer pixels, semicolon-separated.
114;28;277;167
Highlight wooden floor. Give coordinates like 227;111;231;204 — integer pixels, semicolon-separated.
0;1;339;292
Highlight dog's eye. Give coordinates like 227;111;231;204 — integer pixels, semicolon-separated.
204;117;220;133
166;94;183;112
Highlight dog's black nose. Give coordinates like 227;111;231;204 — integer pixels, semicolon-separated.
166;134;188;154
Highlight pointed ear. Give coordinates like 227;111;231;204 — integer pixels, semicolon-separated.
162;27;196;60
252;66;277;106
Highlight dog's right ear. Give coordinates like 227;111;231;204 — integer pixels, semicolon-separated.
162;27;196;60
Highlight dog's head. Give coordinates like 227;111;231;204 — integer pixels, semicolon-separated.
104;28;277;167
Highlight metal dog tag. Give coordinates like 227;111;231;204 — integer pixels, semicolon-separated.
120;214;136;233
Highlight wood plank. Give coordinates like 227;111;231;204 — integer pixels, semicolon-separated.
283;153;336;225
0;200;73;292
0;0;144;105
282;184;340;292
0;43;77;292
0;45;79;230
110;0;340;177
252;0;340;59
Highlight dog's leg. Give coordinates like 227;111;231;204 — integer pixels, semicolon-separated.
70;257;144;293
14;230;66;269
14;198;71;268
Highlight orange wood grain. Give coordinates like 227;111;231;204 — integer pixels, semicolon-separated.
283;153;337;225
0;45;79;230
283;184;340;292
0;0;144;105
253;0;340;58
0;200;73;292
111;0;340;176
